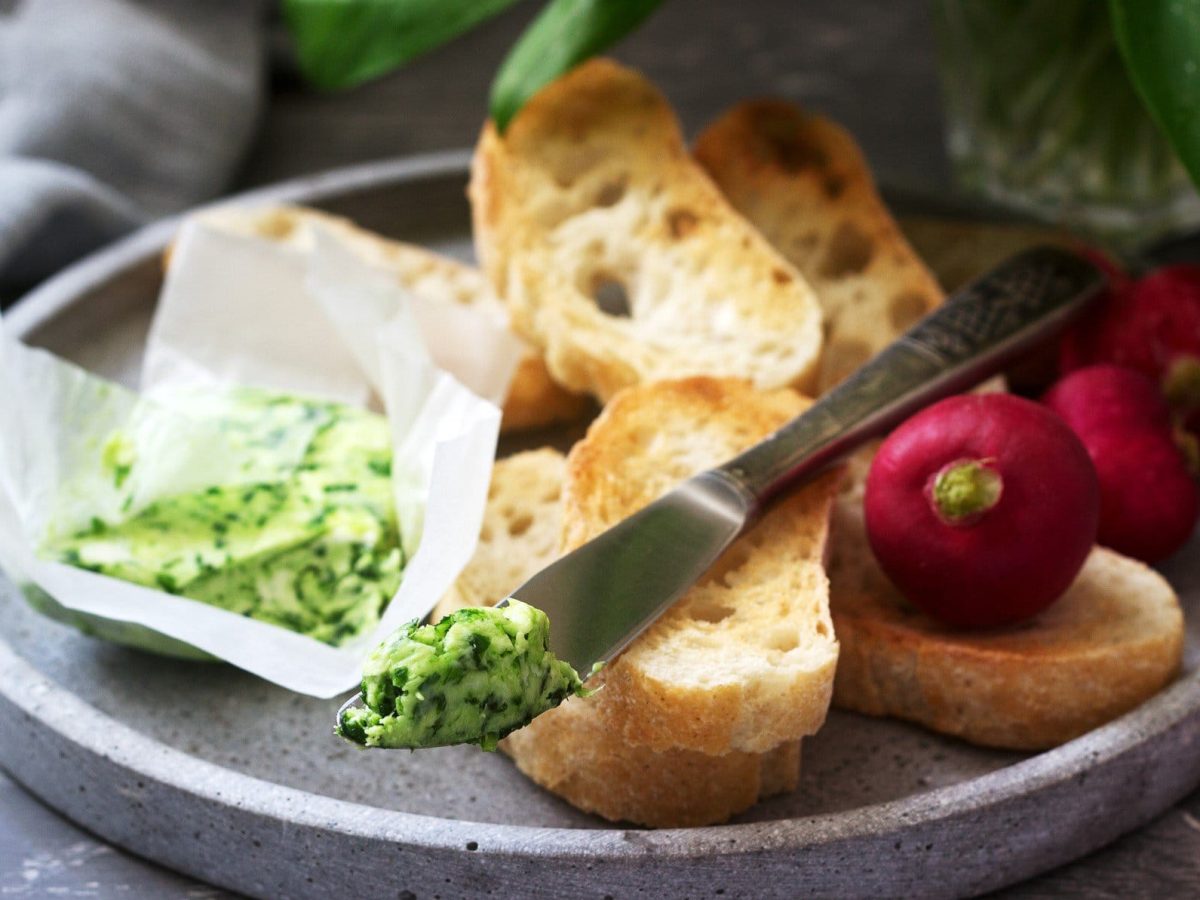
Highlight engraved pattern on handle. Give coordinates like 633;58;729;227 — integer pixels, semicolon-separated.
718;247;1104;506
904;247;1095;365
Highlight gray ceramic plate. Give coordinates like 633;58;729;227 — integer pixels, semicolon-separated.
1;152;1198;900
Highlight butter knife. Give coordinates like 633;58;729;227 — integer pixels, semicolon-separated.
337;244;1104;727
511;246;1104;675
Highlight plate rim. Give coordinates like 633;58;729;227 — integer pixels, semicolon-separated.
2;149;1198;894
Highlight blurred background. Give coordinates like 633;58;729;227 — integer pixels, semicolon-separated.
8;0;1199;304
2;0;952;305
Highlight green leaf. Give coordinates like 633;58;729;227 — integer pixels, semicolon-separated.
489;0;665;132
283;0;525;91
1109;0;1200;188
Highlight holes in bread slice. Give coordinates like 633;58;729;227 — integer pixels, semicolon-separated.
823;337;872;386
550;145;607;188
595;176;628;208
666;207;699;239
690;598;735;624
819;222;874;279
888;290;931;331
763;628;800;653
701;544;754;592
589;273;632;318
751;110;829;173
507;512;534;537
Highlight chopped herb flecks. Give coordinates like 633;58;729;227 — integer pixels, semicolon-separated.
47;387;402;647
337;600;585;751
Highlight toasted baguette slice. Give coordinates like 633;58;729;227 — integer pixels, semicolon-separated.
433;448;802;826
433;448;565;621
470;60;825;402
190;205;589;432
693;100;943;392
553;377;841;760
503;691;802;828
696;100;1187;748
829;454;1185;750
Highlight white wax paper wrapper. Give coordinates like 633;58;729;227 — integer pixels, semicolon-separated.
0;217;524;696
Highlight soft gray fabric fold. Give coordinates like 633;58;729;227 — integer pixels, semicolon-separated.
0;0;268;296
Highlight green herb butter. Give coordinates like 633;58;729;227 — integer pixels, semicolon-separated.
47;389;402;646
337;600;585;751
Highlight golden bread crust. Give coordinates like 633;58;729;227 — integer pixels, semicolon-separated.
470;61;825;402
694;100;942;391
561;377;841;756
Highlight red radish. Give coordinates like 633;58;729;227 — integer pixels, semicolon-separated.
1060;264;1200;423
865;394;1099;629
1045;361;1172;434
1043;365;1199;563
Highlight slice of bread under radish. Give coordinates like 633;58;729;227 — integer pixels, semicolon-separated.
695;99;1185;750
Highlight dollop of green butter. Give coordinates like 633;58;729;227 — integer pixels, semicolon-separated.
337;600;585;751
47;389;403;646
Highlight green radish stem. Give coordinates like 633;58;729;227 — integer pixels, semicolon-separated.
929;459;1004;525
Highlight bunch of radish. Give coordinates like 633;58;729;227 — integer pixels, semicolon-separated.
1044;365;1197;565
865;256;1200;630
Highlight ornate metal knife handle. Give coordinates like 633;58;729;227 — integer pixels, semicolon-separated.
716;246;1105;509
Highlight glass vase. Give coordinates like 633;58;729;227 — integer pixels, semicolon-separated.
933;0;1200;243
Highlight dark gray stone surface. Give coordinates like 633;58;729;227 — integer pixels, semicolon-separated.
0;770;227;899
242;0;953;195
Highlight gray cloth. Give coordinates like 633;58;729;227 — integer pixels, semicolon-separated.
0;0;268;297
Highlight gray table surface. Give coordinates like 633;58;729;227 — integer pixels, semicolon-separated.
2;2;1199;897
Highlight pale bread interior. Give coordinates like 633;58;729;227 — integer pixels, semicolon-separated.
694;100;942;391
559;378;841;757
433;448;565;621
470;60;825;402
